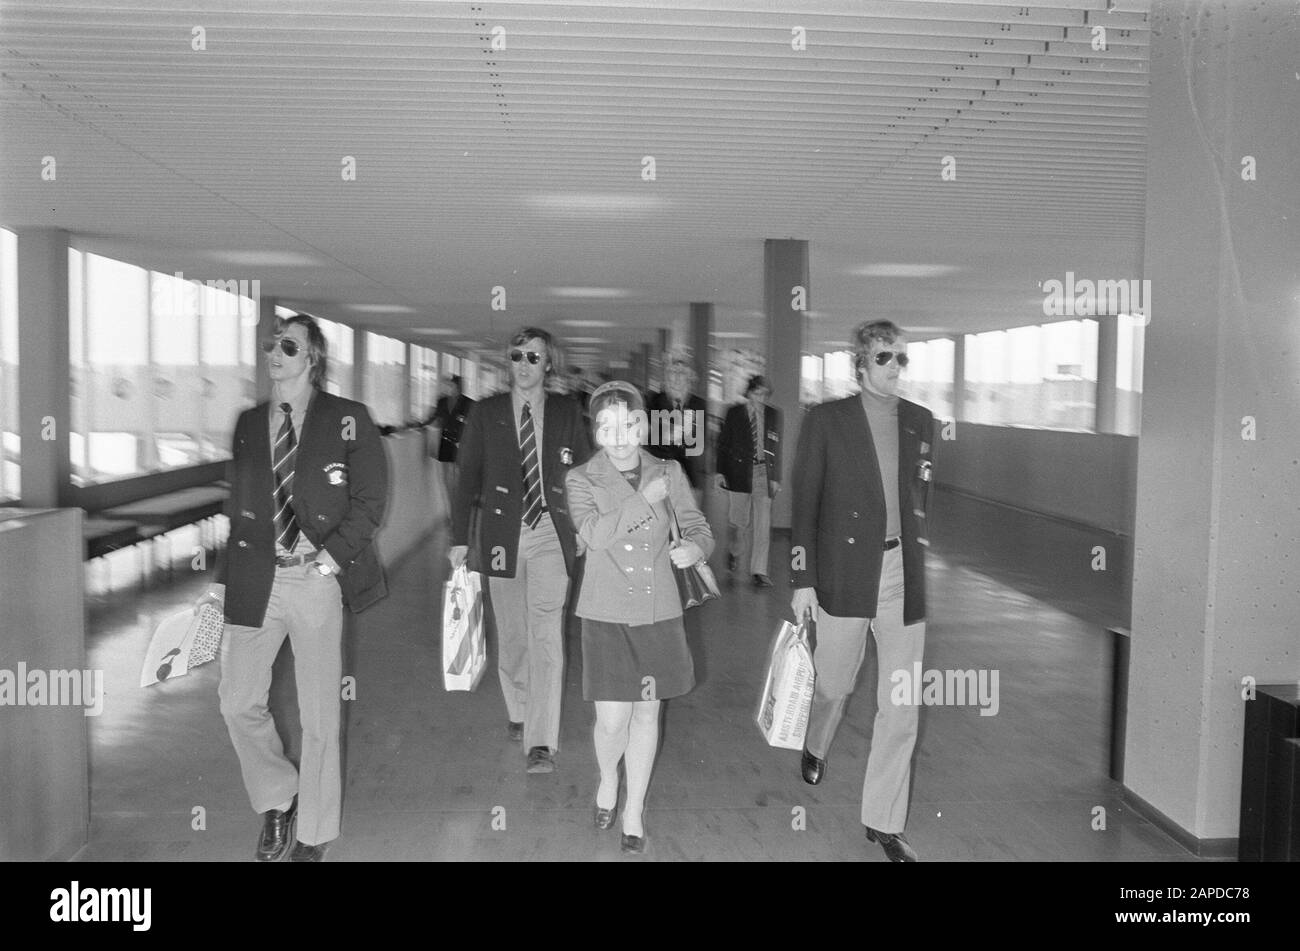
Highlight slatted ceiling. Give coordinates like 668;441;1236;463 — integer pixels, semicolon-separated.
0;1;1150;350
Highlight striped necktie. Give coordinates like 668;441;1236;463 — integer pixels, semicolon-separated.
519;402;543;529
272;402;301;551
751;406;762;463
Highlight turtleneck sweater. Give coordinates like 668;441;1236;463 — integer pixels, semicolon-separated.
859;387;900;539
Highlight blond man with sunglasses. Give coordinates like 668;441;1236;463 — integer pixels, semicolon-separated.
450;327;593;773
196;313;389;862
789;319;935;862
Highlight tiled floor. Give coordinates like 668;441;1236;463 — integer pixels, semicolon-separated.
78;489;1193;861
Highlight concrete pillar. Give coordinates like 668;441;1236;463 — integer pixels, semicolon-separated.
1125;0;1300;847
353;330;368;403
16;228;70;507
1094;316;1118;434
638;342;652;392
255;295;276;402
763;239;809;530
950;333;965;424
688;302;712;403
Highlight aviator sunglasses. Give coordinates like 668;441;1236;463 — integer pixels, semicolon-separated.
509;349;544;365
873;350;909;368
261;337;303;358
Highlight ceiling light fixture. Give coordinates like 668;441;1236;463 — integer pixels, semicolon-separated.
852;264;963;278
558;319;617;328
526;193;666;219
548;287;631;299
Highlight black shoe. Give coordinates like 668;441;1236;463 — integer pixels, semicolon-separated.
620;832;647;854
727;554;738;572
593;801;618;831
753;574;773;588
288;840;327;862
507;720;524;742
254;797;297;862
865;826;918;862
526;746;555;773
800;748;826;785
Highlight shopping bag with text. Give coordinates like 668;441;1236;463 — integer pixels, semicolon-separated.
442;563;486;691
756;620;816;749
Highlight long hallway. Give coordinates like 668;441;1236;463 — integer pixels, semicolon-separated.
79;488;1192;862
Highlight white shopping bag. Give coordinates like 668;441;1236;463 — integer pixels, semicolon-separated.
756;620;816;749
442;563;486;691
140;604;224;687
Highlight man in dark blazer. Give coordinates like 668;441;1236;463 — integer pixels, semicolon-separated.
789;320;934;863
716;374;782;586
197;313;389;862
427;375;474;464
449;327;592;773
645;355;707;503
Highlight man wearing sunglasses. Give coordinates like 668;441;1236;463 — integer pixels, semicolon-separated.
789;319;935;862
449;327;592;774
196;313;389;862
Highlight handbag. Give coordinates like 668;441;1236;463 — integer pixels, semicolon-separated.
666;498;720;609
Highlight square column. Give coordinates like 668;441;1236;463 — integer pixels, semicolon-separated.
1126;0;1300;846
16;228;71;508
763;239;809;530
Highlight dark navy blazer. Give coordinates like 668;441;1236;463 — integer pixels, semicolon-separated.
216;389;389;627
451;391;593;578
789;395;934;624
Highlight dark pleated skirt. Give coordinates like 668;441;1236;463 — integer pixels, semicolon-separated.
581;616;695;702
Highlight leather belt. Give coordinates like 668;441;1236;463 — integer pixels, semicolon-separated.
275;551;319;567
883;537;901;551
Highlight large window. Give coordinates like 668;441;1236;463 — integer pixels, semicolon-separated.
318;317;355;399
964;319;1098;430
899;338;955;419
410;345;439;419
364;332;406;427
0;229;17;502
70;250;257;485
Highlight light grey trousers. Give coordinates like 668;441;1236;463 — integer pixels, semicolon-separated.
488;512;568;751
219;563;344;846
805;547;926;833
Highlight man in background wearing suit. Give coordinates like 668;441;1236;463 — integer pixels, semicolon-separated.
427;374;474;467
449;327;592;773
717;374;782;587
790;319;934;862
196;313;389;862
645;354;707;508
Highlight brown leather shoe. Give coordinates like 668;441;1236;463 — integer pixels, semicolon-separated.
288;840;327;862
800;748;826;785
507;720;524;742
865;826;919;862
254;797;297;862
526;746;555;773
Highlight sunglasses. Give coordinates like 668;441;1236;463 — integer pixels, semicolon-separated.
509;350;544;365
261;338;302;358
873;350;909;367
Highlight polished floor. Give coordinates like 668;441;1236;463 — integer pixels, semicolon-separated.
78;487;1191;862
